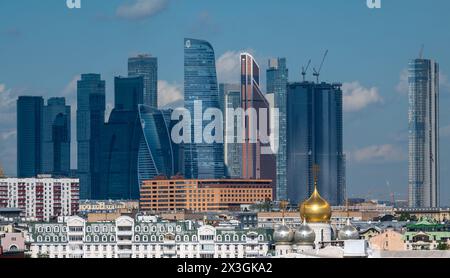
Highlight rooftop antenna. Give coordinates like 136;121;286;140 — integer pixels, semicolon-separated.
419;44;424;59
313;50;328;83
301;59;312;82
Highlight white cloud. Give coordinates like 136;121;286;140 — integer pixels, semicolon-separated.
158;80;183;108
1;130;16;140
342;81;382;112
216;50;255;84
396;69;409;94
62;75;80;98
116;0;169;20
352;144;405;163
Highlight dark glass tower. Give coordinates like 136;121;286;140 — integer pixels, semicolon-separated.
128;54;158;108
408;58;439;208
267;58;288;201
17;96;44;178
99;76;144;200
287;82;345;206
43;97;71;176
183;38;225;179
77;74;106;199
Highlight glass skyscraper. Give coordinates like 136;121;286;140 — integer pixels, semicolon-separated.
241;53;276;189
137;104;175;186
184;38;225;179
77;74;106;199
128;54;158;108
287;82;345;206
42;97;71;176
223;86;242;178
408;58;440;208
17;96;44;178
99;76;144;200
267;58;288;201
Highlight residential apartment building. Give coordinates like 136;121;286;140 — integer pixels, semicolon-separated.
0;175;79;221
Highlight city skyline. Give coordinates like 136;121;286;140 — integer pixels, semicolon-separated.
2;0;450;204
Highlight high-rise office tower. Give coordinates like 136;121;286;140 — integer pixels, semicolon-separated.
128;54;158;108
99;76;144;200
184;38;225;179
408;58;440;208
223;87;242;178
17;96;44;178
240;53;276;188
77;74;106;199
287;82;345;206
42;97;71;176
137;104;176;186
267;58;288;201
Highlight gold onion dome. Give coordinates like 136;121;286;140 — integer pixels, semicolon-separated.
300;186;331;223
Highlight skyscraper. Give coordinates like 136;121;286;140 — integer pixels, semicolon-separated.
408;58;440;208
17;96;44;178
128;54;158;108
287;82;345;206
99;76;144;200
184;38;225;179
240;53;276;188
223;87;242;178
42;97;71;176
137;104;176;186
267;58;288;201
77;74;106;199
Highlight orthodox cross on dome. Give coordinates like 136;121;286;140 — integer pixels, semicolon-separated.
312;164;320;188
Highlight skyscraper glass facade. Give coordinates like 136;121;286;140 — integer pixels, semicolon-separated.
17;96;44;178
43;97;71;176
266;58;288;201
137;104;175;186
128;54;158;108
408;59;440;208
241;53;276;189
77;74;106;199
287;82;345;206
224;88;242;178
184;38;225;179
99;76;144;200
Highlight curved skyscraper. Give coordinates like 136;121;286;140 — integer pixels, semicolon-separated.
137;105;175;186
184;38;224;179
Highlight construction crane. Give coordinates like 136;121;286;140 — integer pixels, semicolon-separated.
313;50;328;83
301;59;311;82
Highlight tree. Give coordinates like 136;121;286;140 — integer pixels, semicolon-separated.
437;242;449;251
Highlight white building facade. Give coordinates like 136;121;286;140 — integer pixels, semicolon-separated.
27;216;273;258
0;176;79;221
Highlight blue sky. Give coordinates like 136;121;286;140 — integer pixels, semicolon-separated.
1;0;450;204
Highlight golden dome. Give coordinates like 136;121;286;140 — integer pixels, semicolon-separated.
300;186;331;223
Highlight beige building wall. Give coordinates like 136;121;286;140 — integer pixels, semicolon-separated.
370;230;405;251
